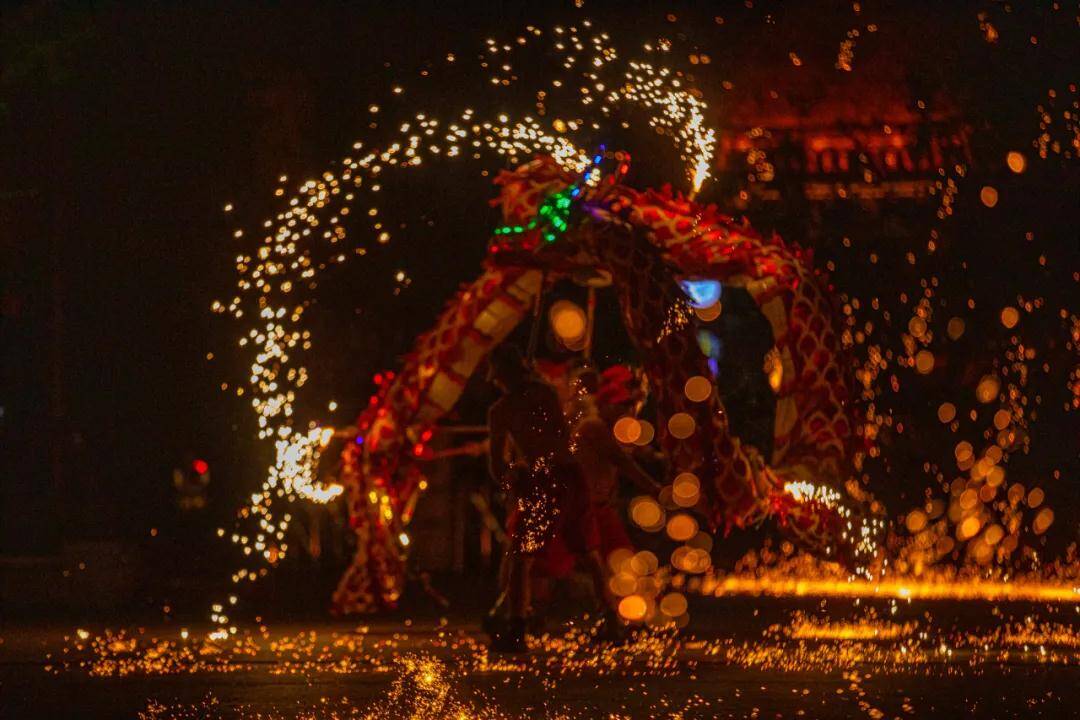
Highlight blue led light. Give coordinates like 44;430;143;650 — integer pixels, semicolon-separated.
679;278;723;309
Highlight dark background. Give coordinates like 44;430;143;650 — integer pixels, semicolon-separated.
1;1;1077;618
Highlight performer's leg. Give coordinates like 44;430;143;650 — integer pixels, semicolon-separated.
483;549;511;643
587;504;632;643
489;502;531;652
582;549;616;612
488;553;531;652
508;554;533;619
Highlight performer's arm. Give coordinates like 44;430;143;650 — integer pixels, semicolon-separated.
614;448;663;495
590;420;662;494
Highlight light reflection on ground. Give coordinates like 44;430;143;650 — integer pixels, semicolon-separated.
4;597;1074;719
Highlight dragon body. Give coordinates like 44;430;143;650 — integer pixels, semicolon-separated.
331;155;881;615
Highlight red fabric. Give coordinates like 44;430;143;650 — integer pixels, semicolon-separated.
505;463;600;579
509;502;631;579
596;364;634;405
592;502;633;560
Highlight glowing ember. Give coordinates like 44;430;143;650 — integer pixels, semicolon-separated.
707;574;1080;603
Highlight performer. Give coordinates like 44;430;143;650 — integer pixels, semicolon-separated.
565;367;663;645
485;344;607;651
567;368;663;565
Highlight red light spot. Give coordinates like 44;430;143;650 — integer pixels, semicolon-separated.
192;459;209;475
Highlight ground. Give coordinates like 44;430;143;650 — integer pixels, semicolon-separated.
1;596;1077;719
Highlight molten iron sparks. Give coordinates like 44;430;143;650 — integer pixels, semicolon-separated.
706;574;1080;603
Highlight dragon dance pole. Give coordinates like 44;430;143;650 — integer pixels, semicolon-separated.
584;286;597;360
526;272;546;362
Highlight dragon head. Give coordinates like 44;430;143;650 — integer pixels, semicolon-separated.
487;153;633;280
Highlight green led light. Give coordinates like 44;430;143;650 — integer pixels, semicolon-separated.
491;184;579;244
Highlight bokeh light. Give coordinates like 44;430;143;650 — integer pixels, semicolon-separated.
666;513;698;541
667;412;696;439
613;416;642;444
617;594;648;621
632;420;656;446
550;300;587;343
683;375;712;402
1006;151;1026;173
